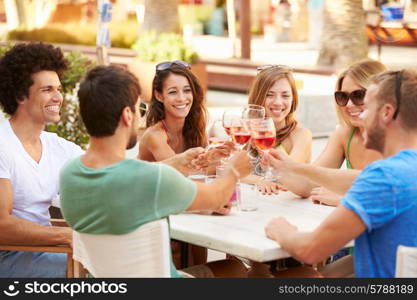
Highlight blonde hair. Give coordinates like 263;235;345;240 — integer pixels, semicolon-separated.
335;59;387;127
248;67;298;143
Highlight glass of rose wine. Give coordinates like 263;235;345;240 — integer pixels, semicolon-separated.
250;117;277;181
241;104;265;162
229;116;255;211
230;117;251;151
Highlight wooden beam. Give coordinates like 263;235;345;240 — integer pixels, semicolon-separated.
240;0;251;59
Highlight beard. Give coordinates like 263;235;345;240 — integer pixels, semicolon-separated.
364;117;385;153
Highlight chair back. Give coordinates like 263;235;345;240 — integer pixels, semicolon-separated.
73;218;171;277
395;245;417;277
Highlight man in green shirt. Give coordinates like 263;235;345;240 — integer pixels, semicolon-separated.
60;65;250;277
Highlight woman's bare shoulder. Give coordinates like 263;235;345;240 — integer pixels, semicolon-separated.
331;124;353;140
287;126;312;144
141;123;166;141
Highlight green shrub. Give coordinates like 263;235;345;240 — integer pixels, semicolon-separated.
132;31;199;63
7;21;139;49
0;45;94;149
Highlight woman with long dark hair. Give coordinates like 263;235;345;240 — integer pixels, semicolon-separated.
139;61;208;162
139;60;229;268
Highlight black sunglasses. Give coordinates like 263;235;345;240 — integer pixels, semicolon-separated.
393;70;403;120
156;60;191;71
256;64;293;73
334;89;366;106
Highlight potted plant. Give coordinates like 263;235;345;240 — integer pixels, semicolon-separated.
129;31;207;104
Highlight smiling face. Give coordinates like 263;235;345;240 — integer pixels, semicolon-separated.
339;75;365;127
156;73;193;119
19;70;63;125
264;78;293;126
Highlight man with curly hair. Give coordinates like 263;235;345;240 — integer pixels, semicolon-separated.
0;42;83;277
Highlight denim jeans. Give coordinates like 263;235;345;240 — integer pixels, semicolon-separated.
0;250;66;278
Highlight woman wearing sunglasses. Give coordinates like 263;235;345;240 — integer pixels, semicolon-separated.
244;64;312;195
281;59;387;207
268;59;386;208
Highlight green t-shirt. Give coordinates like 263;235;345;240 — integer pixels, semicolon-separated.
59;157;197;277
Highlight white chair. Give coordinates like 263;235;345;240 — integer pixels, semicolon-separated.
72;218;171;278
395;245;417;277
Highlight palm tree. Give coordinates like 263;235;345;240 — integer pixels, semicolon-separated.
141;0;180;34
317;0;368;68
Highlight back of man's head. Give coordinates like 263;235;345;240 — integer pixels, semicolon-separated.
0;42;68;115
78;65;141;137
371;69;417;130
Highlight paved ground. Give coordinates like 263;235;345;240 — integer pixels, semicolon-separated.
190;35;417;71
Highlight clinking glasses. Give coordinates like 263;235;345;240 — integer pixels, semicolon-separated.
155;60;191;71
334;89;366;106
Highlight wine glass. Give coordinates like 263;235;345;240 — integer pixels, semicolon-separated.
230;117;251;151
222;110;242;137
242;104;265;120
207;119;230;151
241;104;266;162
201;119;231;167
250;118;277;182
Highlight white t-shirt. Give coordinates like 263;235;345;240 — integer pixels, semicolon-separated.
0;120;83;225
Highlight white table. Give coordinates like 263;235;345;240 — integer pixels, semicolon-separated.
169;186;338;263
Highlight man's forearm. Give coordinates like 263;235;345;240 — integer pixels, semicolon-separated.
0;215;71;246
292;163;360;195
279;172;316;198
273;230;330;265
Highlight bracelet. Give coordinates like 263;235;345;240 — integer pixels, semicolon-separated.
230;166;240;180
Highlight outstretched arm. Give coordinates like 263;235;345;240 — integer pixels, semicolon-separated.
265;206;365;264
267;126;352;197
187;151;251;212
269;150;360;196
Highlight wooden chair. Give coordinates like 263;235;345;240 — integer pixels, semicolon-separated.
0;219;75;278
72;218;171;278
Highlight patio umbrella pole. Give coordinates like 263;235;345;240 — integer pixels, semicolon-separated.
96;0;112;66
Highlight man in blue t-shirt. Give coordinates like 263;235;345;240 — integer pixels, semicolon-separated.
265;69;417;277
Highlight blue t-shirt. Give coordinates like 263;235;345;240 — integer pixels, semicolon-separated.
342;150;417;278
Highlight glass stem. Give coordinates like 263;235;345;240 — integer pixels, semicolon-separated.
263;150;275;182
